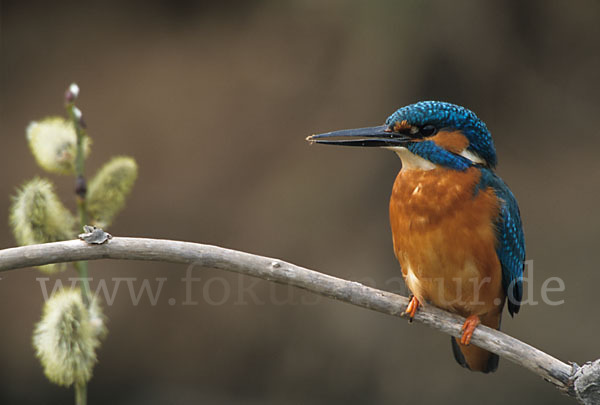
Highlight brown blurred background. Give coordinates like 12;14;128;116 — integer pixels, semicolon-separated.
1;1;600;404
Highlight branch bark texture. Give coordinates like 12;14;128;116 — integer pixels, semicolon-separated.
0;237;597;403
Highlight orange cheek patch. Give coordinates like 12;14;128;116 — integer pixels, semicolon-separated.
430;131;469;153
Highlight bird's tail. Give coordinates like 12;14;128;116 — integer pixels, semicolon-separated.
451;310;502;373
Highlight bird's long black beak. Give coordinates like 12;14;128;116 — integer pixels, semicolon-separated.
306;125;412;147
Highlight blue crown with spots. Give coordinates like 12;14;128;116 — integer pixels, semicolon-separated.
385;101;497;167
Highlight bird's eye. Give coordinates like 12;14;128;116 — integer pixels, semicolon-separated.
420;125;437;137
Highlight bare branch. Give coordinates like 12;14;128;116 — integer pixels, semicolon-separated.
0;237;597;403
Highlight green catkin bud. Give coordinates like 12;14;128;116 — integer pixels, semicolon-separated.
87;156;138;228
33;289;107;387
27;117;90;175
9;178;76;272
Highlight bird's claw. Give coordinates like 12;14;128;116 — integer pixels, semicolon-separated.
403;295;420;322
460;315;481;345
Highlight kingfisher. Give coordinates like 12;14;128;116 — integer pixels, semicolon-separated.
307;101;525;373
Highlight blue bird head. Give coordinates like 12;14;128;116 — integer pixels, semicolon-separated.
385;101;497;167
308;101;497;170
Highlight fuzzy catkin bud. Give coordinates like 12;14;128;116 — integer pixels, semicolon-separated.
87;156;138;228
9;178;76;272
65;83;80;102
33;289;107;387
27;117;90;175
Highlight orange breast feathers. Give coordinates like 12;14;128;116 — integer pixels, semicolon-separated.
389;167;504;319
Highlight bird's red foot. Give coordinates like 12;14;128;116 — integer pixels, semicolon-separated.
460;315;481;345
403;295;420;321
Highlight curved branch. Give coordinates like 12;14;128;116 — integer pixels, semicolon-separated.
0;237;597;403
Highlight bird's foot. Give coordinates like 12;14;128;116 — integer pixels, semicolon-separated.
460;315;481;345
403;295;420;322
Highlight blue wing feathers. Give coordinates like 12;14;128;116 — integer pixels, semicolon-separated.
476;169;525;316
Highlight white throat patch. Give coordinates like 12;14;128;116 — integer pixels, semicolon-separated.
386;146;485;170
386;146;436;171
